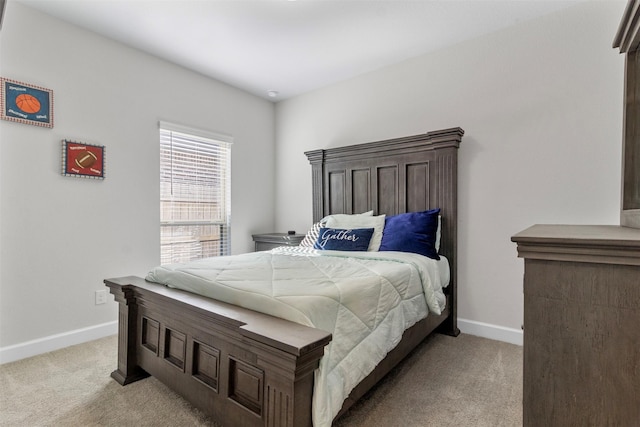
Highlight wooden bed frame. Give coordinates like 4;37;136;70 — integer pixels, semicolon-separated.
105;126;463;426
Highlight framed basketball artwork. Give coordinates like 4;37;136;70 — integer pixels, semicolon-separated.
62;140;105;180
0;78;53;128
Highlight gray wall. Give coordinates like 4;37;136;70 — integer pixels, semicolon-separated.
274;1;627;341
0;2;276;350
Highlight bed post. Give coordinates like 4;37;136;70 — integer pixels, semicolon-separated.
105;278;149;385
305;148;325;222
433;139;461;337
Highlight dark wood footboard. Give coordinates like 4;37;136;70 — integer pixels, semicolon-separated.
106;276;332;427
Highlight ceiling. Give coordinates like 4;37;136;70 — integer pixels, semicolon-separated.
16;0;583;101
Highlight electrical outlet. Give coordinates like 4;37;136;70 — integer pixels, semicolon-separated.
95;289;107;305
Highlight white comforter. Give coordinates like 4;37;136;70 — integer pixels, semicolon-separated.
146;247;449;427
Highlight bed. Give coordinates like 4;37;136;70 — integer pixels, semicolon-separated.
105;126;463;427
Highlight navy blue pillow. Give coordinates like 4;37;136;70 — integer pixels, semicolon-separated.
313;227;374;251
379;209;440;259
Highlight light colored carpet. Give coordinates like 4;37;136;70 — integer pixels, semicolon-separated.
335;333;522;427
0;333;522;426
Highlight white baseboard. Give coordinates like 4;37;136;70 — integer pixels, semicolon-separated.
0;321;118;365
458;318;523;346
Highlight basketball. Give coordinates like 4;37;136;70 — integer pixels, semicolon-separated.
15;94;41;114
75;151;98;168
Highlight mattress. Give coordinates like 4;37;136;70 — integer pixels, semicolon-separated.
146;246;449;427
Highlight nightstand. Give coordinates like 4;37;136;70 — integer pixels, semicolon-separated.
252;232;305;251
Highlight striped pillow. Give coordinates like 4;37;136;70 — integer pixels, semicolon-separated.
299;221;325;247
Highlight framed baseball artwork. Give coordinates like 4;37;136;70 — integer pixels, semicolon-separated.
1;78;53;128
62;140;105;180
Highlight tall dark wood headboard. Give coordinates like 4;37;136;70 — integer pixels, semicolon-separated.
305;127;464;334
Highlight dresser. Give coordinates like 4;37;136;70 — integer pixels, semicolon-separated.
512;224;640;426
252;232;304;251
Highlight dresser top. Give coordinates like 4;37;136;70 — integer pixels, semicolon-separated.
512;224;640;265
513;224;640;244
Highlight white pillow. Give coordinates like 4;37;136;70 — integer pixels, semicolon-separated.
325;213;385;251
300;211;373;248
322;210;372;221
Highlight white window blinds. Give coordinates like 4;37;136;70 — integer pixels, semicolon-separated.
159;122;232;265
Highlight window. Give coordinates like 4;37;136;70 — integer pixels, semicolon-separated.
159;122;232;265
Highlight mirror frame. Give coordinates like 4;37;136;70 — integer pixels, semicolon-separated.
614;0;640;228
